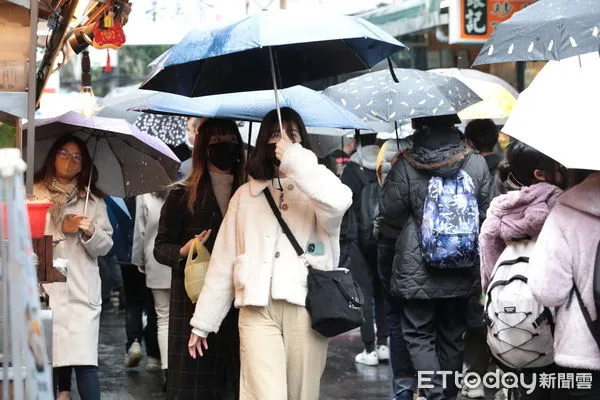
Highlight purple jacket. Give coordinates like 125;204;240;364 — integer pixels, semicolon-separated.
479;182;563;292
529;173;600;370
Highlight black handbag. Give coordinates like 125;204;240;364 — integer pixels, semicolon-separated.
264;189;365;338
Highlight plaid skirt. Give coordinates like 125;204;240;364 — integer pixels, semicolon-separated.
167;268;240;400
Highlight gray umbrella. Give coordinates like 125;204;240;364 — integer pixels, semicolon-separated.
473;0;600;65
323;69;481;132
24;112;180;201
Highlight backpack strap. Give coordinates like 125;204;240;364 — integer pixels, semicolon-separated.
570;240;600;349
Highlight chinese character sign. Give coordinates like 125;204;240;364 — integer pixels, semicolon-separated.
450;0;538;44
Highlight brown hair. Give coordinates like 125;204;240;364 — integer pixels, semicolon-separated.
178;118;246;212
246;107;312;180
34;134;104;197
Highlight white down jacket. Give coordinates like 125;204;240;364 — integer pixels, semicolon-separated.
190;143;352;337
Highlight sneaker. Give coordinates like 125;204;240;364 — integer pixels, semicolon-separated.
125;341;143;368
376;344;390;361
354;349;379;366
392;390;413;400
146;357;162;372
57;391;71;400
462;382;485;398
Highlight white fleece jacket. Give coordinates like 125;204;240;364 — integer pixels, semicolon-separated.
190;143;352;337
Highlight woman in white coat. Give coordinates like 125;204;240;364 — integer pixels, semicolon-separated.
32;134;113;400
188;108;352;400
132;192;172;376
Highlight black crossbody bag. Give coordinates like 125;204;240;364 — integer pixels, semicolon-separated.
264;189;365;337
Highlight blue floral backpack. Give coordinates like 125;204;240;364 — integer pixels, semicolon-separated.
420;168;479;269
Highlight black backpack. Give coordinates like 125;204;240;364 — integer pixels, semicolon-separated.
572;240;600;350
355;166;380;254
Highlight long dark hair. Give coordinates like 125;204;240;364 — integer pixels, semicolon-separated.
34;134;104;197
247;107;312;180
178;118;246;212
497;140;561;190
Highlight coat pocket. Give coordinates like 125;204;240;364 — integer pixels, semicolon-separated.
233;254;248;289
88;265;102;306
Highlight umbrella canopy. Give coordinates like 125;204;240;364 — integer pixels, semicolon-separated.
97;85;188;146
24;112;181;198
502;52;599;170
140;9;406;97
130;85;372;131
429;68;518;121
323;69;481;132
473;0;600;65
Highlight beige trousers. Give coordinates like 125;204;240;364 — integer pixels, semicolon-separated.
151;288;170;370
238;298;328;400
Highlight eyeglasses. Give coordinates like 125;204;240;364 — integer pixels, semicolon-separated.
57;149;83;164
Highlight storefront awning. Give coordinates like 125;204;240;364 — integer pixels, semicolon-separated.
359;0;443;37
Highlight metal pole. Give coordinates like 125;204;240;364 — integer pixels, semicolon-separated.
26;0;39;196
83;138;99;216
268;47;284;136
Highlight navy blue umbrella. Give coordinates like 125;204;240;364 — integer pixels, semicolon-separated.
129;85;372;131
140;9;406;98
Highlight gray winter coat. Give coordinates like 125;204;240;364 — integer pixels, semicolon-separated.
377;126;493;299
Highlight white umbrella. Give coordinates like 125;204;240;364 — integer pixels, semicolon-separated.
502;52;599;170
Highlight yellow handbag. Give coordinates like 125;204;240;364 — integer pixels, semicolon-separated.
184;238;211;303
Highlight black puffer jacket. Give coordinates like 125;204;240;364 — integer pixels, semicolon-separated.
377;126;493;299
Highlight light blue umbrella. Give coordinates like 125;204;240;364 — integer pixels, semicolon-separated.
129;85;372;131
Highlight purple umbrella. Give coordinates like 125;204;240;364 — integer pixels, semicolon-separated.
24;112;180;206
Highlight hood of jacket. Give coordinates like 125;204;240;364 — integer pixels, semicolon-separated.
486;182;563;243
350;145;380;171
558;172;600;217
403;125;470;178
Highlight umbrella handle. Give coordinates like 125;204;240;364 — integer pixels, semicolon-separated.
387;58;399;84
83;138;99;216
269;47;285;135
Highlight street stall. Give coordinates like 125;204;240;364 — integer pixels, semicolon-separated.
0;1;133;398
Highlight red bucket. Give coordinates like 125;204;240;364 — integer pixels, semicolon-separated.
2;202;53;239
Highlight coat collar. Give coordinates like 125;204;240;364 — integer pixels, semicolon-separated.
248;177;293;197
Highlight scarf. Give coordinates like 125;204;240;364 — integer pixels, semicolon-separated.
45;178;82;226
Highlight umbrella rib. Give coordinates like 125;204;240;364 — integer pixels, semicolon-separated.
104;136;129;197
340;39;371;71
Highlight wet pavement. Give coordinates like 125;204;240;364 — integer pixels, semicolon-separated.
65;310;499;399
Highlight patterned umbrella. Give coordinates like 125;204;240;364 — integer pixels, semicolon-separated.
473;0;600;65
133;113;188;147
97;85;188;146
429;68;518;121
323;69;481;132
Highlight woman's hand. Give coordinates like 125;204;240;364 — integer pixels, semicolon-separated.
275;129;294;162
179;229;212;257
188;332;209;359
78;216;95;237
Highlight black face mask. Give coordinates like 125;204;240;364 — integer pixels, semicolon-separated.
266;143;280;167
208;143;238;172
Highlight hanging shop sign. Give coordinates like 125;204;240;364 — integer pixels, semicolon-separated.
449;0;537;44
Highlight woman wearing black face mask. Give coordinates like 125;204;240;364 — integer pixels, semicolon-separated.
154;118;245;400
188;108;352;399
